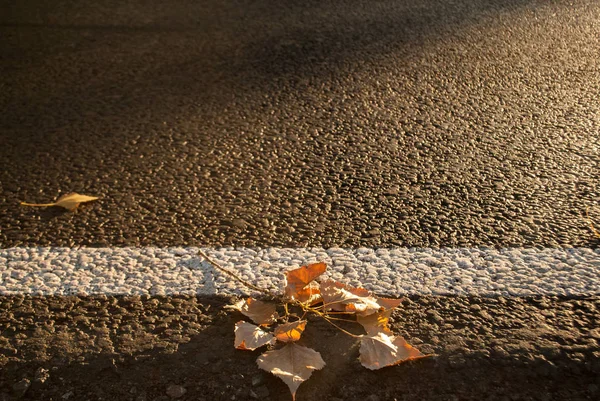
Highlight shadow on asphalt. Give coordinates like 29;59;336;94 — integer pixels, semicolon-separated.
3;312;597;401
1;0;538;141
1;293;598;400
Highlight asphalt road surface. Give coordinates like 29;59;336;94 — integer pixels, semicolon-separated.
1;0;599;248
1;0;600;400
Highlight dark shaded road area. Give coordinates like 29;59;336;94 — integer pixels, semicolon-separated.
1;0;599;248
1;295;599;401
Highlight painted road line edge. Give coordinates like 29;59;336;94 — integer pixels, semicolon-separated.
1;247;599;296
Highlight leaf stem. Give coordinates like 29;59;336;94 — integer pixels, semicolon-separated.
316;312;362;338
302;305;361;338
320;311;355;315
320;315;358;323
20;202;57;207
197;249;273;296
313;300;345;310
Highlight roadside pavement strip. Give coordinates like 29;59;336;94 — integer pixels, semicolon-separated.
1;247;599;400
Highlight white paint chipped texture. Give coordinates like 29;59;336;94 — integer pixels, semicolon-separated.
1;247;599;296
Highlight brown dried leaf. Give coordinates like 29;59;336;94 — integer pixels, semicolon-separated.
359;332;427;370
357;309;393;335
274;320;307;343
284;262;327;300
375;296;403;310
320;280;381;316
234;321;275;350
357;296;403;334
228;297;278;325
20;193;100;211
257;343;325;401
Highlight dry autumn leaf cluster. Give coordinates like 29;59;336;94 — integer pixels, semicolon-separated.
227;262;427;400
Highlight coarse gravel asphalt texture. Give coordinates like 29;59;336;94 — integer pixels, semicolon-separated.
1;295;599;401
1;0;599;248
1;0;600;400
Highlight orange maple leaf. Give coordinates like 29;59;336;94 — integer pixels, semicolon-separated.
284;262;327;301
274;320;307;343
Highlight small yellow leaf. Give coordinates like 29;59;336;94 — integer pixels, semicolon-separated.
234;321;275;350
227;297;278;325
359;332;427;370
257;343;325;401
357;309;393;335
356;297;402;334
274;320;307;343
284;262;327;300
21;193;99;211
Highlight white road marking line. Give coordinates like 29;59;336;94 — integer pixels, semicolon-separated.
1;247;599;296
